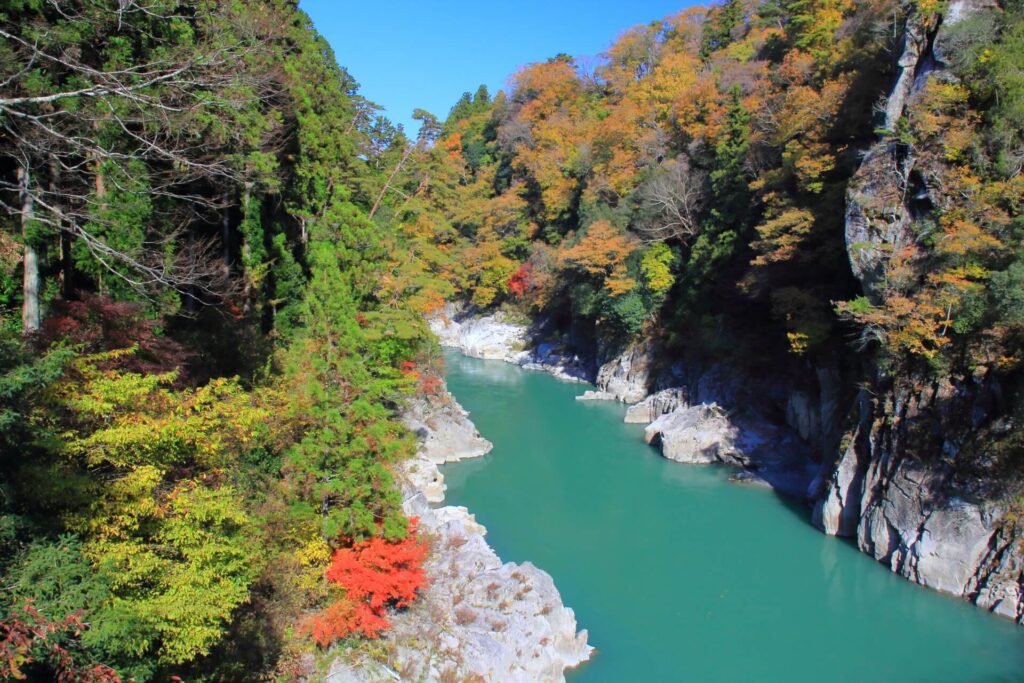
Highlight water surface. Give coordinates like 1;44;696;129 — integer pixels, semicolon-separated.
440;351;1024;682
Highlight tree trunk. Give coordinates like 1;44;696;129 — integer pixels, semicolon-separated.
369;145;413;219
240;189;252;313
222;190;232;272
94;154;106;294
51;156;73;298
18;163;41;334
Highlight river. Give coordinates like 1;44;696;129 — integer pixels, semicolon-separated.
439;351;1024;682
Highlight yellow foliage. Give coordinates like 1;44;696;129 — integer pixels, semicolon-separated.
56;353;286;470
751;207;816;266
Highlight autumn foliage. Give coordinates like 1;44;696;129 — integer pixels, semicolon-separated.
0;603;121;682
36;292;192;378
508;262;533;299
307;519;428;646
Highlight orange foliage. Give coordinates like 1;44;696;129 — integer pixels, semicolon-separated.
307;519;428;647
559;220;637;279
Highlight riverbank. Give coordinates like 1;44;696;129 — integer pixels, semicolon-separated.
430;306;816;498
430;306;1024;625
438;351;1024;681
328;381;591;682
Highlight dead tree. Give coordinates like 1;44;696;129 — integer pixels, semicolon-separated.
635;156;707;244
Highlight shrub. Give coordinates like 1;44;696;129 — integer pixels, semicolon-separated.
306;518;428;646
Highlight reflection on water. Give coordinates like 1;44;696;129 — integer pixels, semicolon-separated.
439;351;1024;683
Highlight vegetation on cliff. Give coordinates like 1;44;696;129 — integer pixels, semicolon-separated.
396;0;1024;482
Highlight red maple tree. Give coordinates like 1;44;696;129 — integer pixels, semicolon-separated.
508;262;533;299
307;519;429;646
0;603;121;682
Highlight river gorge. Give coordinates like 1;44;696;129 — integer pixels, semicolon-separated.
440;350;1024;682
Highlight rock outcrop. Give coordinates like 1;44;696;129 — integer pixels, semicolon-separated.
430;309;529;362
638;397;816;498
373;498;592;682
334;378;592;681
811;377;1024;623
624;388;687;424
402;393;493;465
430;307;591;382
592;341;654;403
643;404;738;465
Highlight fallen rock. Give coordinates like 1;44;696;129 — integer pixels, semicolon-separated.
644;403;738;464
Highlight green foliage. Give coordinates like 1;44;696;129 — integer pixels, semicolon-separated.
0;337;74;445
991;259;1024;327
5;535;111;622
605;291;648;337
701;0;744;58
73;161;153;303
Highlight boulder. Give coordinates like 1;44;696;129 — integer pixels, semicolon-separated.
644;403;738;464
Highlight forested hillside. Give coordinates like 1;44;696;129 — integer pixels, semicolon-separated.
1;0;1023;680
0;1;436;680
399;0;1024;489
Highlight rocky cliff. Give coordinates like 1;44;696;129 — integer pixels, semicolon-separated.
812;0;1024;623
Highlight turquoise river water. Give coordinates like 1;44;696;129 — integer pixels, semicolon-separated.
439;351;1024;683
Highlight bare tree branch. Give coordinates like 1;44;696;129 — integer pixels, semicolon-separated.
635;156;707;243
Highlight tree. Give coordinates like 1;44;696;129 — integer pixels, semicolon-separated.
0;2;277;316
636;157;707;243
306;518;427;646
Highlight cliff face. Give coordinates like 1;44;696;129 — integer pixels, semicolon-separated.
813;375;1024;621
813;0;1024;623
492;0;1024;623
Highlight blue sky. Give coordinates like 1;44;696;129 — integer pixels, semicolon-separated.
299;0;700;134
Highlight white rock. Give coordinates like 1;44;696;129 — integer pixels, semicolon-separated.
402;392;492;465
624;388;687;424
576;390;617;401
644;403;738;464
430;313;528;362
383;507;592;682
334;370;592;682
594;342;653;404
